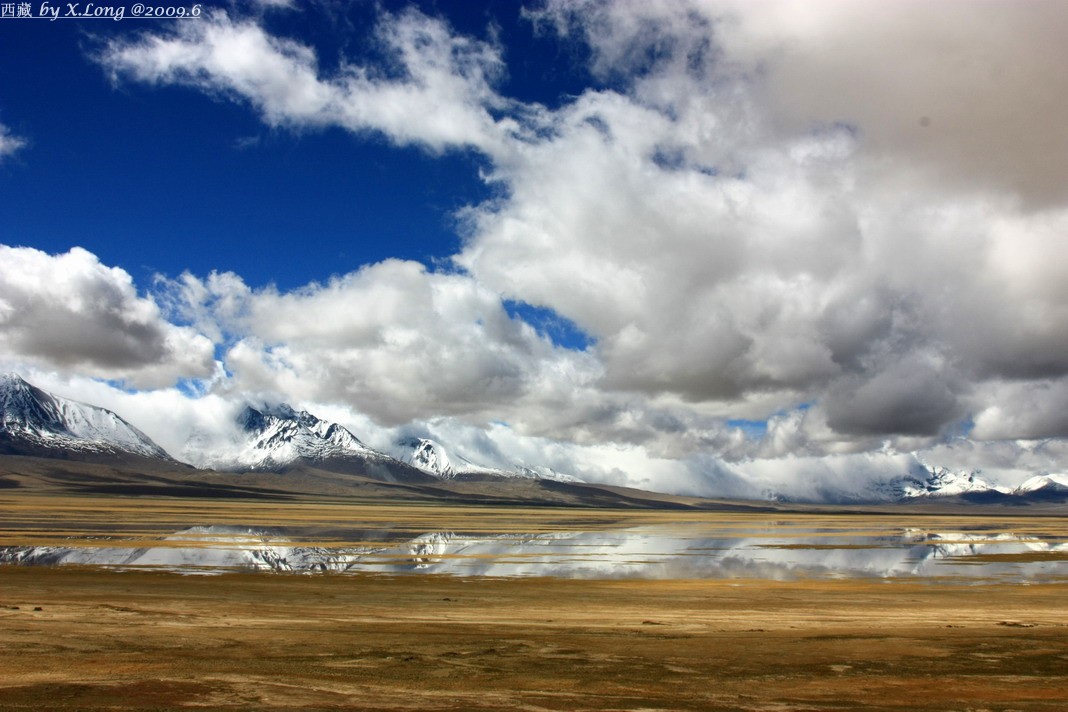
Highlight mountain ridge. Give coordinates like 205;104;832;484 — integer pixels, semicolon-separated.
0;373;172;461
2;373;1065;505
392;436;582;483
883;465;1011;500
182;402;435;483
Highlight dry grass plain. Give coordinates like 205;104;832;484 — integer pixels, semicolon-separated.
1;493;1068;711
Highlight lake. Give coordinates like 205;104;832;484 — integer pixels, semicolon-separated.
4;506;1068;581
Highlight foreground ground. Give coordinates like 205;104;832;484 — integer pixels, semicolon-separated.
2;567;1067;711
1;493;1067;710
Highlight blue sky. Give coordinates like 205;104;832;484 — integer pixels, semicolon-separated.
0;0;615;297
1;2;525;289
2;0;1068;499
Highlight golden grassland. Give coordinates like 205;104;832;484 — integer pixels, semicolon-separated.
1;493;1068;711
3;569;1068;711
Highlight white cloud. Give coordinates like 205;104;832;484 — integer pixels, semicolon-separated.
248;0;294;9
459;112;863;404
971;379;1068;441
163;260;601;426
99;7;522;155
0;246;216;388
458;0;1068;444
535;0;1068;206
0;121;25;160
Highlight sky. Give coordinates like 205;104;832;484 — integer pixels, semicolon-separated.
2;0;1068;501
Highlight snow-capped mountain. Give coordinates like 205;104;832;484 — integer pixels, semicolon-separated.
1013;474;1068;498
184;403;396;473
235;403;379;469
764;464;1068;505
393;437;581;483
395;437;493;478
764;464;1016;504
892;465;1010;499
868;464;1068;503
0;373;171;461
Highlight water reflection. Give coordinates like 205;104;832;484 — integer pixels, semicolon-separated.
2;524;1067;581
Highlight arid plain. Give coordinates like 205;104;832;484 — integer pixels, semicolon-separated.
2;493;1068;711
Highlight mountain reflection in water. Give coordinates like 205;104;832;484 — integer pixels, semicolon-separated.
3;524;1067;582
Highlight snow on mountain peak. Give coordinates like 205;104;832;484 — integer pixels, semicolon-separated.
1014;473;1068;495
393;436;582;482
899;465;1008;498
1;373;65;432
396;437;459;477
0;373;171;460
185;402;379;471
865;463;1011;501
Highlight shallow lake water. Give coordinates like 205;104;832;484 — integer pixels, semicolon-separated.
4;520;1068;582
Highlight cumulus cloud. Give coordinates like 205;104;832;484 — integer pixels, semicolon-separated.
822;353;963;437
534;0;1068;207
0;246;215;388
971;379;1068;441
458;0;1068;444
458;112;862;405
161;260;600;425
99;7;523;155
0;121;25;160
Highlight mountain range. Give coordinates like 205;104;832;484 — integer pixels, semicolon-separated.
0;373;582;489
882;465;1068;503
181;403;434;484
2;373;1066;505
878;465;1009;500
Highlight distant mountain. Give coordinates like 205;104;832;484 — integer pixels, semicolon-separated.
763;464;1030;505
393;437;581;483
184;404;433;483
0;373;172;461
5;372;1063;506
868;464;1068;504
1013;474;1068;499
394;437;493;479
890;465;1010;499
232;403;378;470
